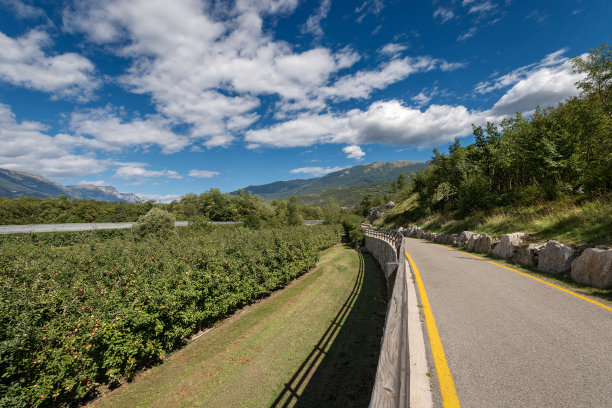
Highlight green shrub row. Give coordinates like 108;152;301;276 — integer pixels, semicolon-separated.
0;225;342;407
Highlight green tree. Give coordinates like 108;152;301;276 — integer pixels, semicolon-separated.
286;195;304;226
572;43;612;119
132;207;176;240
323;197;341;224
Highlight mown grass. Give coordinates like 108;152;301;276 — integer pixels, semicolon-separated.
382;194;611;246
87;244;387;408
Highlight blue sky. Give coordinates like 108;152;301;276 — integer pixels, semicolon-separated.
0;0;609;201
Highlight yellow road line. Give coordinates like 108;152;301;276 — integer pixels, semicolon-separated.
406;251;461;408
434;243;612;313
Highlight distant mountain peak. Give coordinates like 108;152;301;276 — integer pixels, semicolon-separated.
234;160;428;201
0;168;140;203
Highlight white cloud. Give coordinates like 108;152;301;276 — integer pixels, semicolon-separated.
0;29;100;100
457;27;478;41
135;193;182;203
354;0;384;23
490;59;583;115
0;0;46;19
475;49;569;93
188;169;220;178
301;0;331;38
66;108;190;154
290;166;345;177
324;56;459;101
379;43;408;56
338;100;496;146
114;165;182;180
77;180;107;186
62;0;356;146
246;99;497;149
0;103;107;179
433;7;455;23
474;49;584;115
343;145;365;160
412;90;433;106
62;0;463;144
467;0;496;15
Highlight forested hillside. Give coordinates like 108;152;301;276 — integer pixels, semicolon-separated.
236;160;427;200
365;44;611;244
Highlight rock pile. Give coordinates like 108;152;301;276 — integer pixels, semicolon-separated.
399;225;611;288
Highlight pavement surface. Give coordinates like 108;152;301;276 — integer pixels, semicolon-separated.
404;238;612;408
0;221;243;234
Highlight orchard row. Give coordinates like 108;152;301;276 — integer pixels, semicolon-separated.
0;225;342;407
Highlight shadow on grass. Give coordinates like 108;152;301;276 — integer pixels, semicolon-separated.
270;249;388;408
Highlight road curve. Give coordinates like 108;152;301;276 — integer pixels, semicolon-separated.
405;238;612;408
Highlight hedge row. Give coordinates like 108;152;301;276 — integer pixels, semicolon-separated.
0;225;342;407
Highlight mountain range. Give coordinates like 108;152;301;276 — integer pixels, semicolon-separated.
0;169;141;203
235;160;428;205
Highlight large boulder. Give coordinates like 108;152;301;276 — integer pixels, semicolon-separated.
465;233;482;251
493;233;526;259
449;234;458;246
368;207;385;223
474;234;498;255
538;240;575;274
457;231;476;248
570;248;612;288
415;228;424;239
513;243;542;268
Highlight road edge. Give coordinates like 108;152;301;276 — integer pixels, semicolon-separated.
405;243;434;408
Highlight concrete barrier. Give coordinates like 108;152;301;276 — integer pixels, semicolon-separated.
363;227;411;407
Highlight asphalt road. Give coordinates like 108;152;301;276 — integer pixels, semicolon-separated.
0;221;241;234
0;220;322;234
405;238;612;408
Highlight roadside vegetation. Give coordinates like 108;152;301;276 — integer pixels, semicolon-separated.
0;224;341;407
363;44;611;246
0;190;325;226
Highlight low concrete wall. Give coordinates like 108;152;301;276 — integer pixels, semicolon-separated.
364;232;410;407
365;235;399;286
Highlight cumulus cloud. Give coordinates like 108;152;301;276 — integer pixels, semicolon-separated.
475;49;585;115
246;99;499;149
0;29;100;100
188;169;220;178
343;145;365;160
114;165;182;180
290;166;345;177
62;0;354;146
0;103;107;179
66;107;190;154
379;43;408;57
62;0;464;146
